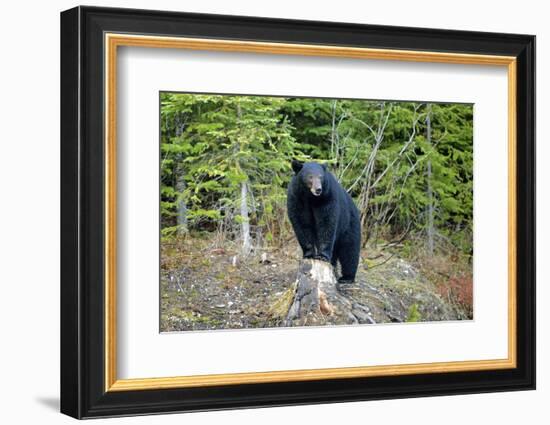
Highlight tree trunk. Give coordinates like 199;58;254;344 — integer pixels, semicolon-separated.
427;159;434;254
426;104;435;255
175;164;187;235
240;181;252;256
236;102;252;257
282;259;375;327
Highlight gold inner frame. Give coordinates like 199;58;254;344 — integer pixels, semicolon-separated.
104;33;517;392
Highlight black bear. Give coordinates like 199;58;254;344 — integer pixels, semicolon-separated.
287;160;361;283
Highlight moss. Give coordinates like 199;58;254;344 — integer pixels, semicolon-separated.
406;303;422;322
267;281;297;320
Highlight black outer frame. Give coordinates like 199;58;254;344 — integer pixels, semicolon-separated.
60;5;535;419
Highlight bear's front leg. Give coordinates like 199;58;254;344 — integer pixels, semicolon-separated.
294;226;316;259
294;230;315;258
312;202;338;263
287;202;317;259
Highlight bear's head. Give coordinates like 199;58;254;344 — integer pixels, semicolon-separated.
292;160;328;197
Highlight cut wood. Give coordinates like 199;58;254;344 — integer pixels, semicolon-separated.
280;259;376;327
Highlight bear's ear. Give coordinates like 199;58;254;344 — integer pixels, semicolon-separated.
292;160;304;174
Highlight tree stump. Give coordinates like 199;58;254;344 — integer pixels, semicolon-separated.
282;259;376;327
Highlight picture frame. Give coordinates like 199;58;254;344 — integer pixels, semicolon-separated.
60;5;535;419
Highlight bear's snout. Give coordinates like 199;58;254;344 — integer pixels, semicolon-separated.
312;187;322;196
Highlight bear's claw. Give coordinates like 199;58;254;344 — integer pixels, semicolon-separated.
313;254;331;263
337;277;355;284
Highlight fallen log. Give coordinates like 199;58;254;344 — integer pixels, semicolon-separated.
272;259;376;327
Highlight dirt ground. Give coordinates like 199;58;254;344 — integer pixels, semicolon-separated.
160;237;469;332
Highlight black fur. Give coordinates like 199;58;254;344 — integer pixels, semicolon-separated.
287;161;361;283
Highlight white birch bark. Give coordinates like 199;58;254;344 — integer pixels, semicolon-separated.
240;181;252;256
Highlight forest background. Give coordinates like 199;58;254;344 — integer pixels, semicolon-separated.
159;93;474;331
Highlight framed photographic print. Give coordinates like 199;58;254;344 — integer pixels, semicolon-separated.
60;6;535;419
